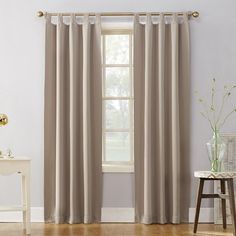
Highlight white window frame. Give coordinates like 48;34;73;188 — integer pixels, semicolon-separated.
102;27;134;173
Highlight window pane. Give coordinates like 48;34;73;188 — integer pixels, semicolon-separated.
105;100;129;129
105;132;130;161
105;67;130;97
105;35;129;64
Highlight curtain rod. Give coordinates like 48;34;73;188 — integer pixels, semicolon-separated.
37;11;200;18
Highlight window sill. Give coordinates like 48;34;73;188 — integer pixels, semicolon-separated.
102;164;134;173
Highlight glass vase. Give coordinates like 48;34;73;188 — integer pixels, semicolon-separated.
206;130;226;172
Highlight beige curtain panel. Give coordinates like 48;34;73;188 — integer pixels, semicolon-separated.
44;14;102;224
134;13;190;224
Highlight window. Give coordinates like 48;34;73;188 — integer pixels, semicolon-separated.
102;29;134;172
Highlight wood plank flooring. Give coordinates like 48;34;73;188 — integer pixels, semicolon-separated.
0;223;233;236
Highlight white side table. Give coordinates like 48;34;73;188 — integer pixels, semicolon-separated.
0;158;31;234
194;171;236;236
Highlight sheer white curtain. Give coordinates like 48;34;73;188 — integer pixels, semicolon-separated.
44;14;102;224
134;13;190;224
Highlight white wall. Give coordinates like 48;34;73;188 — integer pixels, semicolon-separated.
0;0;236;214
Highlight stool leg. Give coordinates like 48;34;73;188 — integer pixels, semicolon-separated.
220;179;227;229
227;179;236;236
194;178;204;233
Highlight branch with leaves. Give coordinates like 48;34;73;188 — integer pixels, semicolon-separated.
195;79;236;133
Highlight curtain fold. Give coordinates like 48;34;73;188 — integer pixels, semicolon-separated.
44;14;102;224
134;13;190;224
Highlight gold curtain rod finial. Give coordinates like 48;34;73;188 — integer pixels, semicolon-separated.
0;114;8;126
37;11;44;17
192;11;199;18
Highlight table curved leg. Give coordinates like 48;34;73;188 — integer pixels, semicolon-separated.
24;172;31;235
21;175;26;231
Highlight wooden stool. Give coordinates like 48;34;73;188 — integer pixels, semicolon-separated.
194;171;236;236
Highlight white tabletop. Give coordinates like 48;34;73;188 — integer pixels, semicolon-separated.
0;157;31;161
194;171;236;179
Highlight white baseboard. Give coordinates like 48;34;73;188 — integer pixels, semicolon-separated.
189;207;214;223
2;207;213;223
0;207;44;222
0;207;135;223
102;208;134;222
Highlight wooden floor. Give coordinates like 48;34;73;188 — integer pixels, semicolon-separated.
0;223;233;236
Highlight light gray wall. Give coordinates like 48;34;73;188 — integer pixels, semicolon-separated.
0;0;236;211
